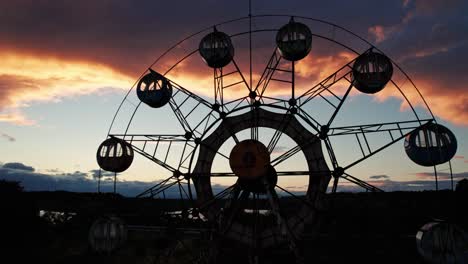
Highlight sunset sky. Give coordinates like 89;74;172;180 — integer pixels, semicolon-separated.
0;0;467;196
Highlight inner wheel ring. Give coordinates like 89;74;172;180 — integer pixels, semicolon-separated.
192;108;331;248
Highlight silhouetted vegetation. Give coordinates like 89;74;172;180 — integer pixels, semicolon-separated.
456;178;468;193
0;179;23;194
0;190;466;263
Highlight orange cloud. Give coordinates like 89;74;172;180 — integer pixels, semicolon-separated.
158;49;468;129
369;68;468;126
1;44;466;130
0;110;35;126
368;25;398;44
0;51;133;125
295;51;355;80
163;51;358;101
406;79;468;126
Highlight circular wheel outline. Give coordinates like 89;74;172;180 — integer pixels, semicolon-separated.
100;14;447;251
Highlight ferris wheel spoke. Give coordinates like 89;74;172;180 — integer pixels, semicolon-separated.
340;172;383;192
199;141;230;160
147;73;216;137
323;137;339;170
197;184;238;212
330;120;434;171
222;182;242;212
265;186;286;231
267;112;293;154
276;170;316;176
136;175;184;198
271;144;302;167
130;142;177;173
264;183;301;260
296;57;356;107
166;77;213;109
325;82;354;128
232;59;251;92
211;172;236;177
169;98;194;135
194;171;316;177
221;188;250;234
214;60;251;111
111;134;196;174
275;184;317;213
250;108;259;141
331;176;340;193
296;108;322;134
254;48;282;99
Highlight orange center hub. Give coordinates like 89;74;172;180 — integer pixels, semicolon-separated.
229;140;270;180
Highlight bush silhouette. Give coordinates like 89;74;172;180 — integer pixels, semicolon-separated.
455;178;468;193
0;179;23;194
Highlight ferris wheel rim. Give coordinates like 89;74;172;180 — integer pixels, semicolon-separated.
105;14;436;138
101;14;443;198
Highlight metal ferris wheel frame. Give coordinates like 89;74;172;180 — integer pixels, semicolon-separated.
94;13;460;262
104;14;446;199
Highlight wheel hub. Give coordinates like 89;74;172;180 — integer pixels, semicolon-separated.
229;140;276;193
229;139;270;180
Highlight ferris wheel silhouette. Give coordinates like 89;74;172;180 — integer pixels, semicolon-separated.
95;13;457;262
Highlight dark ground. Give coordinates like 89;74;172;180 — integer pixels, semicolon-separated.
0;188;467;264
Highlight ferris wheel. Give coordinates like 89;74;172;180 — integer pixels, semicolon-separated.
95;14;458;261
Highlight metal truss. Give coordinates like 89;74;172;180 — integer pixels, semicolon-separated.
329;119;434;171
214;59;251;113
102;14;452;264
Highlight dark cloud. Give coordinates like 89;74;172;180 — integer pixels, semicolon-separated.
2;162;34;172
412;0;464;15
89;169;115;180
366;0;468;125
369;175;390;180
0;1;419;77
2;162;465;198
0;132;15;142
0;162;155;196
0;1;467;125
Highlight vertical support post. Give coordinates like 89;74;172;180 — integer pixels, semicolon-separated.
214;67;224;107
113;172;117;194
332;177;339;193
98;169;101;193
291;60;295;99
433;165;438;191
249;0;252;94
449;160;454;191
